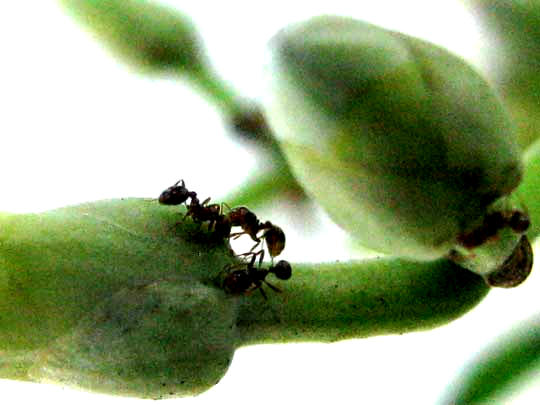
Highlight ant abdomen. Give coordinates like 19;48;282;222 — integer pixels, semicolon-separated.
271;260;292;280
261;222;286;258
221;255;292;299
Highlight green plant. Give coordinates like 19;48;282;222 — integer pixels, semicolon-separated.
2;0;540;402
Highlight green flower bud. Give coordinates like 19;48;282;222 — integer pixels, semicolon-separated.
60;0;206;74
265;16;523;261
467;0;540;148
61;0;255;127
0;199;237;398
29;281;236;399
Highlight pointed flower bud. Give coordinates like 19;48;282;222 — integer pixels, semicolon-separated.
265;16;523;262
60;0;207;74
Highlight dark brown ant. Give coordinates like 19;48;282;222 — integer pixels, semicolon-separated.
214;214;232;240
222;253;292;300
457;209;530;249
159;180;231;238
158;180;196;206
185;195;232;238
227;206;286;261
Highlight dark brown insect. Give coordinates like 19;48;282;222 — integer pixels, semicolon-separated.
222;254;292;300
160;180;232;238
227;206;286;261
158;179;196;206
185;195;231;235
259;222;286;258
457;209;530;249
213;214;232;240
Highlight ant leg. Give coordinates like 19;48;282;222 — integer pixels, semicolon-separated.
236;250;264;267
253;249;265;267
235;251;258;264
229;231;247;240
174;210;189;227
258;286;268;301
201;197;211;206
249;239;262;253
264;281;282;293
223;262;247;272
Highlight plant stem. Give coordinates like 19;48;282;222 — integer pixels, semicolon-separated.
185;66;279;149
187;65;245;119
222;162;305;209
235;258;489;345
438;312;540;405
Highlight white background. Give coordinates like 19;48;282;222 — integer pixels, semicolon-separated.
1;1;540;404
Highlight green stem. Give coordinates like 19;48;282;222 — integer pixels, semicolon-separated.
222;162;305;209
438;312;540;405
235;258;489;345
187;65;245;119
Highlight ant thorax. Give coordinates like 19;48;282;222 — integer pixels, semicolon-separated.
220;256;292;299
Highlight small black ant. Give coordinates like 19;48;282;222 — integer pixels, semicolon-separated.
457;209;530;249
227;206;286;261
185;195;232;238
159;180;231;238
222;253;292;300
158;182;287;251
158;180;196;206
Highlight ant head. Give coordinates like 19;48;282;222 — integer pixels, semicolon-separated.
158;180;191;205
272;260;292;280
509;211;530;233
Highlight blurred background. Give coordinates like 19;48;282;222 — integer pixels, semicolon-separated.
1;1;540;403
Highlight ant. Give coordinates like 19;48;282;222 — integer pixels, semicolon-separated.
227;206;286;261
457;209;530;249
159;180;231;238
158;182;287;251
185;195;232;239
158;179;196;206
222;253;292;300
